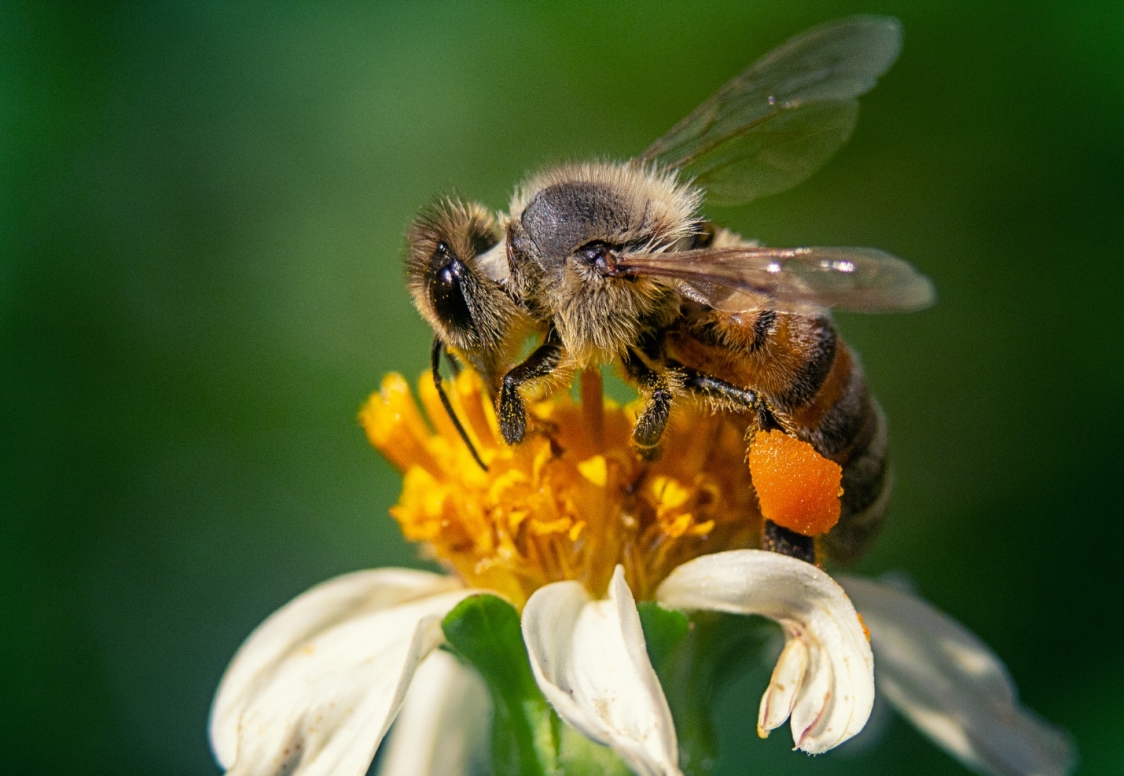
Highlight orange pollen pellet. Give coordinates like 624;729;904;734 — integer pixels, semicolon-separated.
748;430;843;537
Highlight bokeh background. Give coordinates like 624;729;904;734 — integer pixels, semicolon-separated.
3;2;1122;774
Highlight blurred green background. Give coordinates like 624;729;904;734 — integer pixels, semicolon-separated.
3;1;1122;774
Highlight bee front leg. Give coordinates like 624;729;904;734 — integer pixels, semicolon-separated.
497;329;563;445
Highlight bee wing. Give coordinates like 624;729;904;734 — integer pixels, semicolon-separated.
638;16;901;207
616;246;935;314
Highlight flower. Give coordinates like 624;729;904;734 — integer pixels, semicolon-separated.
840;575;1075;776
209;370;1074;776
362;369;761;606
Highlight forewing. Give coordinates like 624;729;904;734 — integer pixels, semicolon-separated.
616;246;935;314
640;16;901;207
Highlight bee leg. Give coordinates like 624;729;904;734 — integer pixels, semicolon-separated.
498;329;563;445
679;368;815;563
634;375;674;458
761;520;816;564
680;369;782;431
621;348;675;459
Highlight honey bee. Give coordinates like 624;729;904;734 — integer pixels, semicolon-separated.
404;16;934;563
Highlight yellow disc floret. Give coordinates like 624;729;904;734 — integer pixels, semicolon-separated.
360;369;762;607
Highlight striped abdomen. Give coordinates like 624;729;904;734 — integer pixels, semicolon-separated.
663;307;890;563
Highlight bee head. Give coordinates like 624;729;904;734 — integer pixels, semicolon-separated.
405;199;524;379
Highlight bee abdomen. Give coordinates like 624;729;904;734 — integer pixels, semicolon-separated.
823;398;891;564
790;340;891;563
774;316;837;409
663;312;893;562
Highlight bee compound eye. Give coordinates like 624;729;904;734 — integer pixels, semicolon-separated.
574;241;616;274
429;260;476;335
433;240;456;266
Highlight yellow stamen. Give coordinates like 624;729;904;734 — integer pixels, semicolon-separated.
360;368;763;606
577;455;608;487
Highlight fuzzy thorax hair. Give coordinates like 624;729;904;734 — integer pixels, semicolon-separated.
505;162;704;366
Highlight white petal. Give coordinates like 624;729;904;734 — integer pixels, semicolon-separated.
522;566;681;776
377;648;491;776
656;550;874;754
759;637;808;736
210;568;471;776
840;576;1075;776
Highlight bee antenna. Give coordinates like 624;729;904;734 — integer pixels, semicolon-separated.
430;337;489;472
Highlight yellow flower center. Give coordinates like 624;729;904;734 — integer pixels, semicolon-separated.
360;369;762;607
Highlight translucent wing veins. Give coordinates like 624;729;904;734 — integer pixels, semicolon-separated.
639;16;902;207
615;246;935;314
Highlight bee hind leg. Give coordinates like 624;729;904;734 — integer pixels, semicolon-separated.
679;368;816;564
680;368;783;430
497;328;563;445
761;521;816;564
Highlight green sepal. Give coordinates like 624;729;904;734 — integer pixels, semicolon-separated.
441;594;558;776
441;593;634;776
556;723;633;776
637;601;690;670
